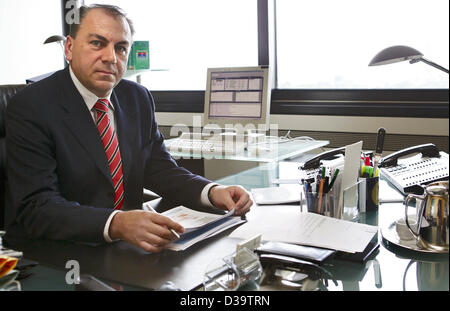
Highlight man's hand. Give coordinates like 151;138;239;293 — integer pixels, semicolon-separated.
209;185;253;216
108;210;184;253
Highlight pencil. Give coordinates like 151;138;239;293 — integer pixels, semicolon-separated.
144;203;181;239
317;178;325;214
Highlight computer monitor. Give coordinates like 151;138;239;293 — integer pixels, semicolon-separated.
203;66;270;134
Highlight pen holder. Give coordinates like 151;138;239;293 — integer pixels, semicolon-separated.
342;179;365;221
301;191;338;218
363;176;379;212
342;177;379;225
203;247;262;291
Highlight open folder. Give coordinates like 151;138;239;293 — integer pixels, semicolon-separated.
159;206;246;251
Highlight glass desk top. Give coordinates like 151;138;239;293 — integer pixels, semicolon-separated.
6;162;448;292
166;138;329;163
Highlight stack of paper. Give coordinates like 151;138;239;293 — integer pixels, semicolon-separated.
230;211;378;253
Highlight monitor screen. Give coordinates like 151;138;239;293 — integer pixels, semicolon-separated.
203;66;270;133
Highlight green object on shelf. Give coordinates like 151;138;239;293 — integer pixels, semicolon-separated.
127;41;149;70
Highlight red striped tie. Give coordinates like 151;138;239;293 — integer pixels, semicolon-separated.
93;99;124;210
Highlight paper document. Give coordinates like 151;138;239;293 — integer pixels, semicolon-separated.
379;179;405;202
162;206;235;233
166;216;246;251
251;186;301;205
230;211;377;253
159;206;245;251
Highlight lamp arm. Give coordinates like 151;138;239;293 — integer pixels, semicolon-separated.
410;57;449;74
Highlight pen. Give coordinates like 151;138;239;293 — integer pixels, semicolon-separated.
367;166;374;178
144;203;181;239
361;165;373;178
328;168;339;190
373;127;386;176
303;182;313;212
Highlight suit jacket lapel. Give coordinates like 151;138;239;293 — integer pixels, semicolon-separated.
59;68;113;185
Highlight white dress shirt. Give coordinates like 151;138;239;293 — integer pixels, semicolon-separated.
69;66;216;243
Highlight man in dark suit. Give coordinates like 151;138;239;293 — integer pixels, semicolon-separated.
5;4;252;253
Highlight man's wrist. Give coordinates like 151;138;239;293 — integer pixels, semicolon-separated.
207;184;219;205
200;183;219;207
105;210;122;242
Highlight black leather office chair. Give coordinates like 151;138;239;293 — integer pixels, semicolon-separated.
0;84;27;230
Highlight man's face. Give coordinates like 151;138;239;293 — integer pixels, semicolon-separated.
65;9;132;97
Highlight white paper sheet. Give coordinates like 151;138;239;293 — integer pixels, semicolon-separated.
161;205;234;233
229;210;377;253
338;141;363;217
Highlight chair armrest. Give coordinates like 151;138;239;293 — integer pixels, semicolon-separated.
143;188;160;202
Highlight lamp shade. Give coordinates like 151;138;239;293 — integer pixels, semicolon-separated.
369;45;423;66
43;35;66;44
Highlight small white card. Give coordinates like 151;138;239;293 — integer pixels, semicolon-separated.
251;186;301;205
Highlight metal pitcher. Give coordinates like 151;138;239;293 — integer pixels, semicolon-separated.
405;181;449;252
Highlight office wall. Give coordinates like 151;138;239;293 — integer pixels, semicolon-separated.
0;0;63;84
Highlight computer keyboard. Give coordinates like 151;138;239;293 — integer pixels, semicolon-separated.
166;138;238;154
165;132;287;156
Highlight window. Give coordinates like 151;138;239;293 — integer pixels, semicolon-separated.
70;1;448;117
84;0;258;90
276;0;449;89
0;0;63;84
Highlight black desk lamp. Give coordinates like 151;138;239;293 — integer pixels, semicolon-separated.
369;45;449;74
44;35;66;48
44;35;67;65
26;35;67;83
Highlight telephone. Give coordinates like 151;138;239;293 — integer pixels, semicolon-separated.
379;143;449;194
259;254;335;282
299;147;346;181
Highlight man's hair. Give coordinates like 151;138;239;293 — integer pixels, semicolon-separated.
69;4;135;38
